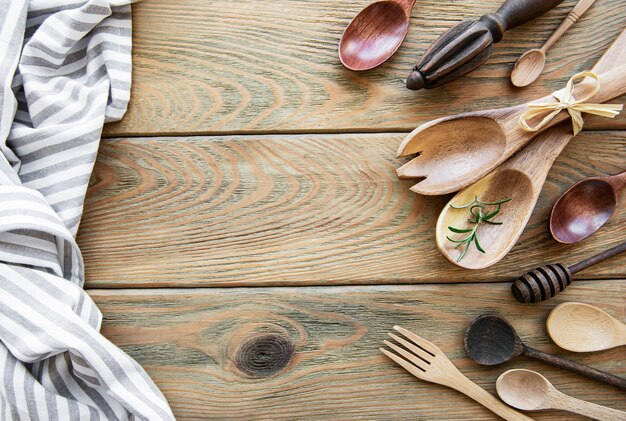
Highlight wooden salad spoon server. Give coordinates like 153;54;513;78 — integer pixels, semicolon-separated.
550;170;626;244
511;0;597;87
338;0;417;71
464;315;626;391
547;302;626;352
496;369;626;420
435;30;626;268
435;123;572;269
380;326;533;421
511;241;626;303
397;30;626;196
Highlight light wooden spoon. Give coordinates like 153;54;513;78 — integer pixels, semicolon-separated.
435;123;572;268
511;0;597;87
435;29;626;269
397;30;626;196
496;369;626;421
547;302;626;352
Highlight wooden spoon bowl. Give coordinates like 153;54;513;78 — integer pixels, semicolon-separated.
547;302;626;352
511;49;546;87
436;168;534;268
465;315;523;366
550;171;626;243
496;369;551;411
338;0;416;71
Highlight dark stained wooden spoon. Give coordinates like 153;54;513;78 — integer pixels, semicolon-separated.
339;0;416;71
464;315;626;391
550;170;626;244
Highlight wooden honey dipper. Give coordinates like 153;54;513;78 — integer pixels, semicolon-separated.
512;241;626;303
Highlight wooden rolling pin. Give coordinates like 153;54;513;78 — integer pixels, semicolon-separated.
512;241;626;303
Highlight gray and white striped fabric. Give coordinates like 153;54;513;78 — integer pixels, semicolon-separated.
0;0;174;419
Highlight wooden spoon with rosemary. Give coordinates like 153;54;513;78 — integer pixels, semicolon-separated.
436;122;574;269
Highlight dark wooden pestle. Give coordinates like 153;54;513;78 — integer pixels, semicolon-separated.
406;0;564;90
511;241;626;303
465;315;626;391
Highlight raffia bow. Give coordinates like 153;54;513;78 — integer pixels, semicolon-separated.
518;71;623;136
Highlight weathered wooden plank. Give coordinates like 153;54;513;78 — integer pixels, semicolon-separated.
90;281;626;420
101;0;626;137
78;131;625;288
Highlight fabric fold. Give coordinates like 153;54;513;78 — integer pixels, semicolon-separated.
0;0;174;419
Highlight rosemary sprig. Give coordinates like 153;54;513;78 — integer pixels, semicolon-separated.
446;196;512;262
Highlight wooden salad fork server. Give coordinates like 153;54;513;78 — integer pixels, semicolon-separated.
380;326;534;421
397;30;626;196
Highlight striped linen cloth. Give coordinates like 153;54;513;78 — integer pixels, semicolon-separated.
0;0;174;419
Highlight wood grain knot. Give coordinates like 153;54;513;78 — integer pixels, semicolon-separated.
234;334;294;378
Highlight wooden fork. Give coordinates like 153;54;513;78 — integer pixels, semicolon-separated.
380;326;534;421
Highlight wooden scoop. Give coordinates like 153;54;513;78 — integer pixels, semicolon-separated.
435;30;626;268
397;30;626;196
547;302;626;352
511;0;597;87
496;369;626;420
464;314;626;390
339;0;417;71
550;170;626;244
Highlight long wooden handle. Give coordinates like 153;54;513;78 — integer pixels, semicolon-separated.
450;374;534;421
555;393;626;421
480;0;564;42
542;0;597;52
524;346;626;390
569;241;626;274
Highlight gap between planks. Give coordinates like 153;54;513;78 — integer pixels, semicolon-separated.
85;278;624;290
100;124;626;139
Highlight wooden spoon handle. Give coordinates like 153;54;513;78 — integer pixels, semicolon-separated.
569;241;626;274
556;393;626;421
524;346;626;390
450;373;534;421
541;0;597;52
606;170;626;194
396;0;417;15
480;0;564;42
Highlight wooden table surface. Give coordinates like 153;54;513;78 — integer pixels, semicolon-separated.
80;0;625;419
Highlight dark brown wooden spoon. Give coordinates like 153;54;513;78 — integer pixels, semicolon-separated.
339;0;416;71
464;315;626;391
550;170;626;244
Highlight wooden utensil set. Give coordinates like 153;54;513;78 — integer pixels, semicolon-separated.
342;0;624;275
340;0;625;418
382;304;626;420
